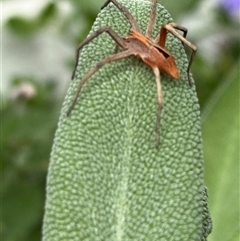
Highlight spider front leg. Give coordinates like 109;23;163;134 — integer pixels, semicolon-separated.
101;0;141;33
71;27;129;80
67;49;133;116
145;0;157;38
156;23;197;85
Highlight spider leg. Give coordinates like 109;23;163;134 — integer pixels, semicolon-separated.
155;24;188;47
72;27;128;80
152;67;163;148
157;23;197;86
67;50;133;116
101;0;141;33
170;23;188;38
114;44;121;54
145;0;157;38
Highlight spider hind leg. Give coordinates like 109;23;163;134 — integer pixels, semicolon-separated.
152;67;163;148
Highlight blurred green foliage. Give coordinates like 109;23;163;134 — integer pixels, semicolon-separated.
2;0;239;240
2;78;60;241
202;61;239;241
6;3;57;35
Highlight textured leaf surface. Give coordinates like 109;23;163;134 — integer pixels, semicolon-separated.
202;62;239;241
42;0;211;240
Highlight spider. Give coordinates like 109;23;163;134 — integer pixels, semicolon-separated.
67;0;197;148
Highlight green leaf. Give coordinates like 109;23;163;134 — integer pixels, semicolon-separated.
1;78;60;241
6;3;57;36
202;61;239;241
42;0;212;240
6;17;37;35
37;3;57;28
2;184;44;241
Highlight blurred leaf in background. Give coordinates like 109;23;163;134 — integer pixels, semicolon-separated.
2;77;60;241
6;3;57;35
1;0;239;240
202;61;239;241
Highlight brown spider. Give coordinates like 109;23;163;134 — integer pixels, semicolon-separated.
67;0;197;147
